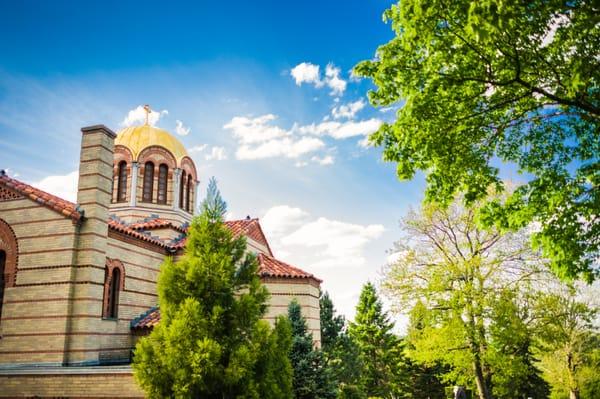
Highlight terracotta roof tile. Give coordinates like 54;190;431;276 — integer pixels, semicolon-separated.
257;253;321;282
129;218;187;233
0;173;82;221
108;220;170;248
130;307;160;330
224;218;273;255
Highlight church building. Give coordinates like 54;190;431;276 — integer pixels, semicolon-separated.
0;116;321;397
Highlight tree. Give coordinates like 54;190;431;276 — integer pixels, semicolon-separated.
382;195;550;399
354;0;599;281
349;282;408;398
320;292;363;397
534;286;599;399
288;299;336;399
133;180;292;398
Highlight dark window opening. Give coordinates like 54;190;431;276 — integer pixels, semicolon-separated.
117;161;128;202
179;171;186;209
142;162;154;202
186;175;193;212
158;164;168;204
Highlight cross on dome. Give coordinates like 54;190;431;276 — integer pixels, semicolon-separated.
143;104;151;125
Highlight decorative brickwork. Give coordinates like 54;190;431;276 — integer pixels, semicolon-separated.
180;156;197;181
137;145;177;169
0;186;23;202
0;218;18;288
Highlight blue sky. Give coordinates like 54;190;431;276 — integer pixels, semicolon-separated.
0;0;425;323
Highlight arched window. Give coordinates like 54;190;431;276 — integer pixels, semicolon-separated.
186;175;193;212
102;260;124;320
0;250;5;321
116;161;128;202
157;164;168;204
142;161;154;203
179;171;186;209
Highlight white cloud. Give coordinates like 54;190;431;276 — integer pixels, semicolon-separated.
205;146;228;161
295;161;308;168
281;217;384;265
236;137;324;160
290;62;323;87
121;105;168;127
262;205;310;237
188;144;208;153
175;119;191;136
311;155;334;165
224;114;289;144
31;170;79;203
331;99;365;120
290;62;347;96
224;114;325;160
296;118;382;140
324;63;347;96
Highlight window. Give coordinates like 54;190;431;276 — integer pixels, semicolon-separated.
179;171;186;209
142;162;154;202
186;175;193;212
116;161;128;202
0;251;5;321
157;164;168;204
102;260;123;320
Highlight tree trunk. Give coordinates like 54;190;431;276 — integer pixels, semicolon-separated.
569;389;579;399
473;358;493;399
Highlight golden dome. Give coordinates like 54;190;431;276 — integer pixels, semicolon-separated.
115;125;188;163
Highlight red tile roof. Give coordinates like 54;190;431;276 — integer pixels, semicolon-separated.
108;219;170;248
129;218;187;233
130;307;160;330
224;218;273;255
0;172;82;221
257;253;321;282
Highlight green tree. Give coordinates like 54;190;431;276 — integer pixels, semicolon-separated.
132;181;292;398
534;286;599;399
349;282;408;398
355;0;599;281
320;292;363;398
382;196;550;399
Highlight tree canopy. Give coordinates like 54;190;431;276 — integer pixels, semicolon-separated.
355;0;599;281
133;181;292;398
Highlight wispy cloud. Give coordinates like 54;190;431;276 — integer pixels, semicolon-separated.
188;144;208;153
31;170;79;203
121;105;168;127
205;146;227;161
290;62;347;96
175;119;191;136
331;99;365;120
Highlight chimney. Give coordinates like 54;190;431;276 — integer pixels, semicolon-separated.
64;124;116;365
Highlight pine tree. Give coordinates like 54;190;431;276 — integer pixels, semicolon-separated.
133;180;292;398
349;282;409;398
288;299;336;399
320;292;363;397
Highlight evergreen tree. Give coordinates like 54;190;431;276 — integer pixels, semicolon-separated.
133;180;292;398
288;299;336;399
320;292;363;398
349;282;409;398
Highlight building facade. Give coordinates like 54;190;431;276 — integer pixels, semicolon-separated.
0;121;321;397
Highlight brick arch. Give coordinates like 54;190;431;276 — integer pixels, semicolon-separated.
105;258;125;290
137;146;177;170
0;218;18;287
180;156;197;181
114;145;134;165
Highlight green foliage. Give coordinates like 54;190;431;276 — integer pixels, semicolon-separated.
202;176;228;221
288;299;337;399
349;283;409;398
383;195;552;399
534;287;600;399
355;0;600;281
133;182;292;398
320;291;364;397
